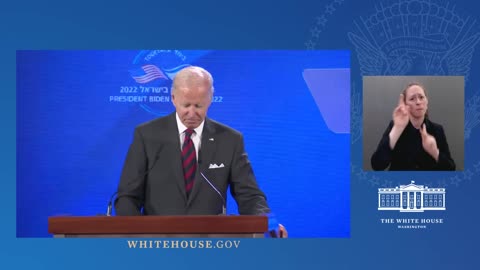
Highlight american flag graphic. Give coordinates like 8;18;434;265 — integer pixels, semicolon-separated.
130;64;168;84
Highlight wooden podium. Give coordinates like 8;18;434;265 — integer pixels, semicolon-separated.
48;215;268;238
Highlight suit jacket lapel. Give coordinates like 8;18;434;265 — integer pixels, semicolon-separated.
188;117;217;205
167;113;188;202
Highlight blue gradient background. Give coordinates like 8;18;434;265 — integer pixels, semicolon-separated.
3;0;480;269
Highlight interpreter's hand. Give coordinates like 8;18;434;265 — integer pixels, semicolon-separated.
392;94;409;130
420;124;439;161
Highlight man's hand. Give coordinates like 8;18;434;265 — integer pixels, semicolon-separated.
278;224;288;238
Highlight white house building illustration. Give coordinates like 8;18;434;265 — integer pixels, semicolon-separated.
378;181;446;212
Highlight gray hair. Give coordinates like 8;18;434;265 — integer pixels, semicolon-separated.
171;66;214;95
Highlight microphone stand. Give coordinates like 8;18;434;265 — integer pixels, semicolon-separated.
200;172;226;215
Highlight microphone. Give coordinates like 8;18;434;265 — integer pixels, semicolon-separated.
105;145;164;216
106;191;117;216
200;172;226;215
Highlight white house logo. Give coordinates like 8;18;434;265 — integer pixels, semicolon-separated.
378;181;445;212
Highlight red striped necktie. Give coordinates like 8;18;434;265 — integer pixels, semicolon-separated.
182;129;197;197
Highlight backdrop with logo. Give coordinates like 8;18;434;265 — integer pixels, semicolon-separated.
16;50;350;238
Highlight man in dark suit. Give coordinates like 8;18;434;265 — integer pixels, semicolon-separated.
115;66;286;236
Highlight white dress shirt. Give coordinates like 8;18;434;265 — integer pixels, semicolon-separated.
175;113;204;159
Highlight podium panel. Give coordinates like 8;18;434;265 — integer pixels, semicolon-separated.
48;216;268;238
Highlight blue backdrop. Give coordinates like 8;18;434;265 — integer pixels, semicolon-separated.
16;50;350;238
4;0;480;269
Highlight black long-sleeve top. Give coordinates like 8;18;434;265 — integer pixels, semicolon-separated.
371;119;456;171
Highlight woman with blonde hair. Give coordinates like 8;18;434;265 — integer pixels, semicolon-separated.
371;82;456;171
